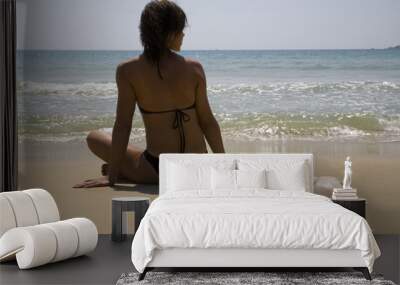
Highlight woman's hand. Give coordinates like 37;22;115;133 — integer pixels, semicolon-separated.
73;176;111;188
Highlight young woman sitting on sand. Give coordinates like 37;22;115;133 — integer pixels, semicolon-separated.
73;0;225;188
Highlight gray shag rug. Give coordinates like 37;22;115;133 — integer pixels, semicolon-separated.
116;271;395;285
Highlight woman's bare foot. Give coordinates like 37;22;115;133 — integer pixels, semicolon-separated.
101;163;109;176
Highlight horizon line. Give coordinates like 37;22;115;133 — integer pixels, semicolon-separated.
16;47;395;52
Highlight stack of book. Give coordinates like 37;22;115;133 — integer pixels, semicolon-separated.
332;188;358;200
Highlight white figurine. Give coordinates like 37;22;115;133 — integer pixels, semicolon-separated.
343;156;352;189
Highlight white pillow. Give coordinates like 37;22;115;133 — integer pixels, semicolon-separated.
166;159;237;193
211;168;236;191
238;159;307;191
211;168;268;191
268;161;306;191
236;169;267;189
167;162;211;191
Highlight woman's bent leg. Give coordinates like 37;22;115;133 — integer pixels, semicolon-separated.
86;130;158;184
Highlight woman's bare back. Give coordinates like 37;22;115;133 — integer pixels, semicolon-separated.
121;51;208;155
73;1;224;188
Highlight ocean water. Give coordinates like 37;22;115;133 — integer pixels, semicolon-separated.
17;49;400;142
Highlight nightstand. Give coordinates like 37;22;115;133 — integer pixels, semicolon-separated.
111;197;150;242
332;198;366;218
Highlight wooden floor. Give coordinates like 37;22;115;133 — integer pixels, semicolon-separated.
0;235;398;285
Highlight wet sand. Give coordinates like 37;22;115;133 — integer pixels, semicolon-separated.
18;138;400;234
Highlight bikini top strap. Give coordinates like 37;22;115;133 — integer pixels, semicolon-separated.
137;101;196;153
138;101;196;114
179;101;196;111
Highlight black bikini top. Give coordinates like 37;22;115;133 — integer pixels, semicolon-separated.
138;101;196;153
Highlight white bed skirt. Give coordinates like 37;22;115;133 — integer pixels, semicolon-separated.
147;248;366;268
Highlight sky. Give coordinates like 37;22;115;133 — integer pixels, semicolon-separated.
16;0;400;50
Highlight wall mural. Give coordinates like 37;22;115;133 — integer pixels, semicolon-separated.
16;0;400;234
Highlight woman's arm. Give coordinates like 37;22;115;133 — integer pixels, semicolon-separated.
108;63;137;185
192;61;225;153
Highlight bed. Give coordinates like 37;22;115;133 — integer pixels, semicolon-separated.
131;153;381;281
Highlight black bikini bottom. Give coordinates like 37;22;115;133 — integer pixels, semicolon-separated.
143;150;159;175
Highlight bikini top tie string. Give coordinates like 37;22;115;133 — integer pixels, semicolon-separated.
172;109;191;153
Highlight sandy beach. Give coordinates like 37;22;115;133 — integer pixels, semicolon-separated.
17;137;400;234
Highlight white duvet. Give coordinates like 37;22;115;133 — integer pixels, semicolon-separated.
131;190;380;273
